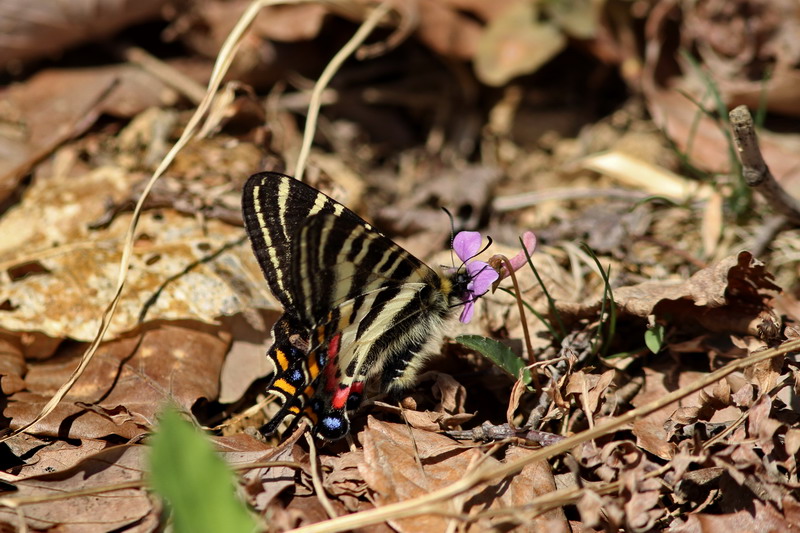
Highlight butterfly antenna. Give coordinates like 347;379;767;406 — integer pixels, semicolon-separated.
474;236;493;259
442;207;456;266
461;235;495;269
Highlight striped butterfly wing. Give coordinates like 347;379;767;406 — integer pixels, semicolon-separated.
291;213;454;439
242;171;374;320
242;172;457;440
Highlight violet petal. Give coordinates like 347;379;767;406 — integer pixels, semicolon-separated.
467;261;500;295
453;231;482;262
459;301;475;323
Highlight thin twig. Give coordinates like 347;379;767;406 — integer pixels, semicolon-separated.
294;1;392;180
305;433;338;519
120;45;207;104
729;105;800;225
493;188;650;212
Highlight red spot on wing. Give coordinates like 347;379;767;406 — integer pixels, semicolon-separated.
328;333;341;359
332;385;351;410
324;333;342;393
351;381;364;395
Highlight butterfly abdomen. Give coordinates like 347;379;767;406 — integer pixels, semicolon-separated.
370;270;464;392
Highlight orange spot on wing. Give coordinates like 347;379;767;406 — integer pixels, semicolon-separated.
272;379;296;395
307;353;320;379
274;349;290;371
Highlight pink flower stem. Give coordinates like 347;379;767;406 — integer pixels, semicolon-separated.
494;254;541;391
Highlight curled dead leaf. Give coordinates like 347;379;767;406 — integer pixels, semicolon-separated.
559;251;782;338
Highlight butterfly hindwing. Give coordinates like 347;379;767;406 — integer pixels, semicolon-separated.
243;172;462;440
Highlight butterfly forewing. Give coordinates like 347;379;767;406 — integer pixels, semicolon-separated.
292;212;433;325
242;172;461;440
242;171;373;319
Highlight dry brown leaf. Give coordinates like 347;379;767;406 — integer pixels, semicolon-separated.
670;498;800;532
631;358;745;459
0;0;167;67
4;324;229;439
747;394;782;456
576;440;665;530
214;433;275;459
218;312;276;404
574;251;782;337
358;417;566;532
565;369;615;417
0;445;152;532
245;441;298;512
629;363;693;458
622;473;662;531
429;372;466;414
210;2;329;44
321;449;369;512
744;352;783;395
576;490;605;530
414;0;484;60
0;67;176;205
0;210;270;340
474;1;566;86
680;0;800;117
373;397;475;433
0;332;26;394
8;437;107;478
280;494;351;530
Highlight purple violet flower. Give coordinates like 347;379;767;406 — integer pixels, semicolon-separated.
453;231;500;323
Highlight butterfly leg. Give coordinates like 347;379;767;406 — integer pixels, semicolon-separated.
261;394;304;436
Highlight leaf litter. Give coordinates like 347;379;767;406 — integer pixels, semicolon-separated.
2;0;800;531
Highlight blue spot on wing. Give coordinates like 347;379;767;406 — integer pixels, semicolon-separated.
315;410;350;440
289;369;304;384
322;416;342;430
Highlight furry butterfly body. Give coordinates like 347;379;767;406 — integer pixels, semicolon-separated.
242;171;478;440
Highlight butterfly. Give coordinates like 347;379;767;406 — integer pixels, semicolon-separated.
241;171;498;440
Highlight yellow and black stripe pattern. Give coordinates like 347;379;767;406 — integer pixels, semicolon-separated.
242;172;468;440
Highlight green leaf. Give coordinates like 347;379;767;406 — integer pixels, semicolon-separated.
644;324;666;354
149;407;259;533
457;335;532;386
